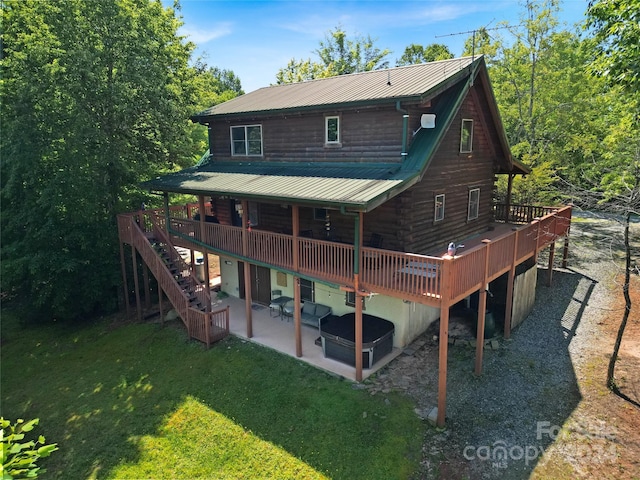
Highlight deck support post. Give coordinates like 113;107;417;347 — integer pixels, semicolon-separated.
131;245;142;322
562;227;570;268
159;287;164;327
475;239;491;376
241;199;252;338
292;205;302;357
120;239;131;317
294;276;302;357
437;258;452;427
142;263;151;310
198;195;211;312
504;229;519;339
354;212;364;382
547;241;555;287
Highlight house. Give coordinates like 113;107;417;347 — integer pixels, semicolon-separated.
118;56;571;426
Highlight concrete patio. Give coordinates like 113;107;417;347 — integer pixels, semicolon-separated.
209;293;403;381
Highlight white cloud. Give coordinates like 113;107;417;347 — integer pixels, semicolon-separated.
180;22;233;44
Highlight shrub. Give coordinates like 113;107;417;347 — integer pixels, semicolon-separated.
1;418;58;479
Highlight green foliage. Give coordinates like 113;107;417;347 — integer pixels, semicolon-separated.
276;26;390;83
0;0;238;320
395;43;453;66
586;0;640;96
1;418;58;479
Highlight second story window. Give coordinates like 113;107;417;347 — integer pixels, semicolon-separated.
325;116;340;144
231;125;262;156
460;119;473;153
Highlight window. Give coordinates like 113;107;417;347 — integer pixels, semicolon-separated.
325;116;340;144
434;194;445;222
231;125;262;156
468;188;480;221
314;208;327;221
345;291;365;309
460;119;473;153
300;278;314;302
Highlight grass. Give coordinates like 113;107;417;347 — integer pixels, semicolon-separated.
1;311;424;479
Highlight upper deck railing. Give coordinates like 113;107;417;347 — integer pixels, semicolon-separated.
118;204;572;307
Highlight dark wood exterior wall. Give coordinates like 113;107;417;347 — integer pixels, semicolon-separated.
393;84;496;254
206;79;503;255
208;106;407;164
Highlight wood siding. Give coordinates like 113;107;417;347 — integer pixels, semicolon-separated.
209;106;406;164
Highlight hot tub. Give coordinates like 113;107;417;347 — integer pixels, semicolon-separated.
320;313;394;369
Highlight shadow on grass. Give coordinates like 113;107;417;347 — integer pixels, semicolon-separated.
1;312;422;479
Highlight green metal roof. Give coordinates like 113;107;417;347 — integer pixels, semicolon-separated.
192;57;477;121
143;56;527;211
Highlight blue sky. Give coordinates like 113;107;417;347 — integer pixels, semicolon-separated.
168;0;589;93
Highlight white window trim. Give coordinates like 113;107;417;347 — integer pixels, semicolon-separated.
460;119;474;153
325;115;340;145
434;193;445;222
468;188;480;221
230;124;263;156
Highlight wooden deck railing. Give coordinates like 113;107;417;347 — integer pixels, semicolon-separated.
494;204;561;224
119;204;572;309
117;213;230;347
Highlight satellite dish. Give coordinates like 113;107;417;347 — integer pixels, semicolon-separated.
421;114;436;129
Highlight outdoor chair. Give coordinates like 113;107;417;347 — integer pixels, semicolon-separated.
268;289;283;317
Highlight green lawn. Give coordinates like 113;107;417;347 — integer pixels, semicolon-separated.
1;311;424;479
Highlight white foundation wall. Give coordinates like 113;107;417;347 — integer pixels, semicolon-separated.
219;265;440;349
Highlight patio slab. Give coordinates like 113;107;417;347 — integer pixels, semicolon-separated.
211;294;402;381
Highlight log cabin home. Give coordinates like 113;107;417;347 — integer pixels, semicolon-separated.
118;56;572;426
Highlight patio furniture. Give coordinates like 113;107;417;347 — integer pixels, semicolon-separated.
269;290;293;319
396;261;439;278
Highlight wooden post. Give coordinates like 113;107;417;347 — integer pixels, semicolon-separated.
547;242;555;287
198;196;211;313
120;239;131;317
294;276;302;357
142;263;151;310
475;240;491;375
562;226;570;268
354;212;364;382
506;173;514;222
131;245;142;322
241;199;252;338
437;258;452;427
292;205;302;357
159;287;164;327
504;229;519;340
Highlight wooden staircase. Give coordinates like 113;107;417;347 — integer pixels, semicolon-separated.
122;212;229;347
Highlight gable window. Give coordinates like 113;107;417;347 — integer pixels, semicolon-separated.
434;194;445;222
460;119;473;153
468;188;480;221
325;116;340;144
231;125;262;156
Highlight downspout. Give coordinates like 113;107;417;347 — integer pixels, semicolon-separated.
163;192;170;231
396;101;409;160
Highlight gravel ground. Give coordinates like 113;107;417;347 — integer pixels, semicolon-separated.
365;213;634;479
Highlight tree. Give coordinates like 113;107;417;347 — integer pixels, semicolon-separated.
396;43;453;66
0;0;222;320
586;0;640;97
275;26;390;83
585;0;640;404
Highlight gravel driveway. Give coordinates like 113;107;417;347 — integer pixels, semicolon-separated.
365;213;636;479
